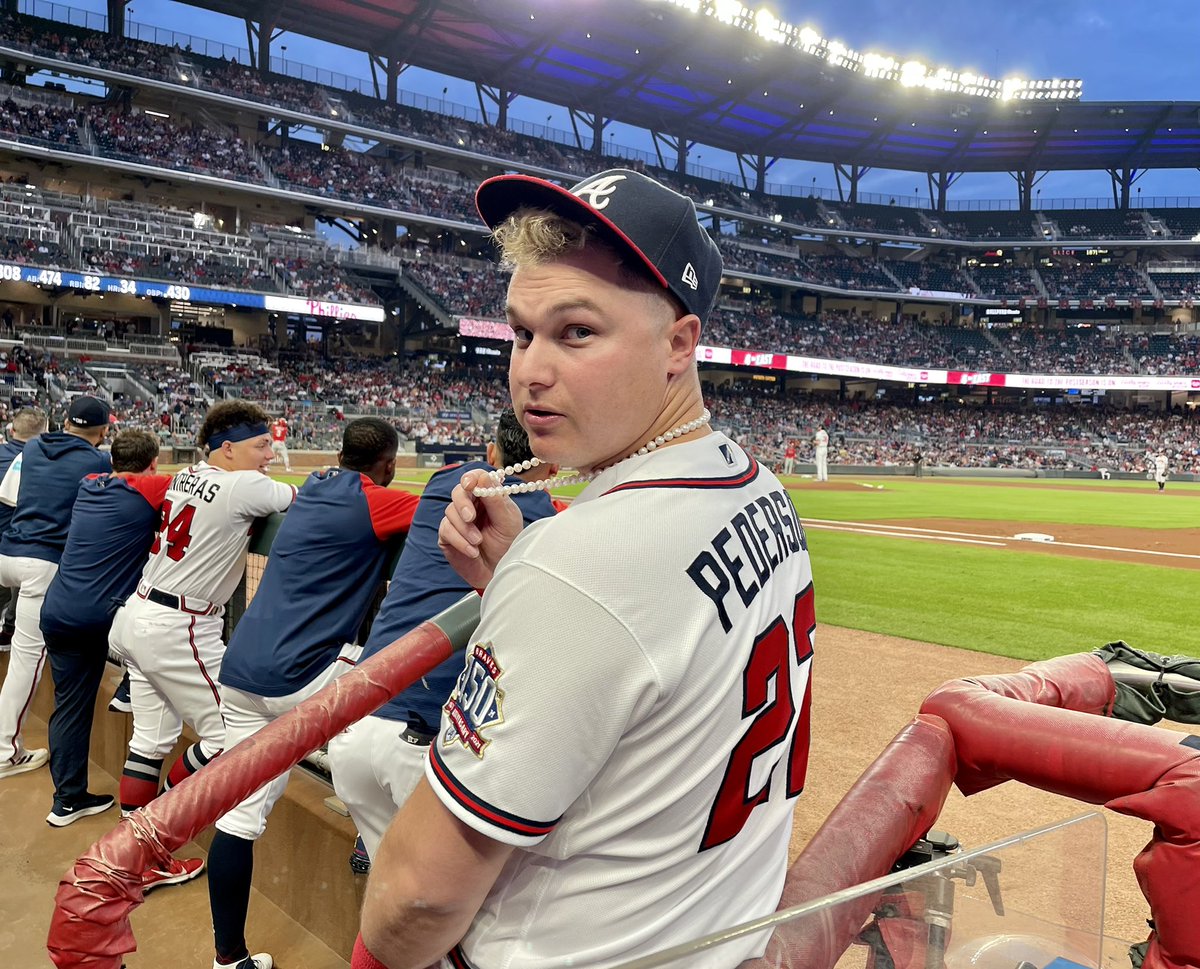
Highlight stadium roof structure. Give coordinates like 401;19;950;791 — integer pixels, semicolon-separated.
180;0;1200;176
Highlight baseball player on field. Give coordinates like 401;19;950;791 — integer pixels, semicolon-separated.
207;417;419;969
783;439;796;476
0;396;111;781
356;169;815;969
0;407;48;649
1154;452;1169;491
269;417;291;472
813;425;830;481
41;430;168;827
108;401;295;890
328;409;558;862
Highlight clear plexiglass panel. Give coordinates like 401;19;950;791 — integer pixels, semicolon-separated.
610;812;1110;969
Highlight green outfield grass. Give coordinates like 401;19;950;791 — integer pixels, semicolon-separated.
786;477;1199;661
268;468;1195;663
786;478;1199;530
806;528;1199;660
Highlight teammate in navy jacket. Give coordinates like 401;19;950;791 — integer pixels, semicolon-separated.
41;430;168;826
0;407;48;646
328;409;558;861
208;417;419;969
0;395;111;780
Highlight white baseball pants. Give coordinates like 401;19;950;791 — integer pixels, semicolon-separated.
328;714;429;860
0;555;57;763
215;642;361;841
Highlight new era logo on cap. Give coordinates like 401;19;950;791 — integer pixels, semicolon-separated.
475;168;724;323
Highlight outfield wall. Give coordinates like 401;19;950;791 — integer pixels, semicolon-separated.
796;463;1198;482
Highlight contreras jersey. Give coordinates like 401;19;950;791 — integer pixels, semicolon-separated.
139;462;295;605
428;432;815;969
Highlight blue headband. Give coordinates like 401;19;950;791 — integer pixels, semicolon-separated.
208;422;268;449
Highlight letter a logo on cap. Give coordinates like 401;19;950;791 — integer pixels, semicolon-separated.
573;174;627;210
681;262;699;291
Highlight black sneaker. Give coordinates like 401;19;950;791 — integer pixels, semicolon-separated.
349;834;371;874
47;792;115;827
108;672;132;713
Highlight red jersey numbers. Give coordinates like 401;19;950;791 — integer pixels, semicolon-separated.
149;499;197;562
700;583;815;852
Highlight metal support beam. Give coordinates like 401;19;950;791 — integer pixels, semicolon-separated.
1009;170;1046;211
833;164;870;204
651;131;691;173
107;0;127;37
568;109;608;151
476;85;516;128
927;172;961;211
1106;168;1145;209
735;154;777;193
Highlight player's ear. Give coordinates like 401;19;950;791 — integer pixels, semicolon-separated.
149;457;159;473
485;442;497;468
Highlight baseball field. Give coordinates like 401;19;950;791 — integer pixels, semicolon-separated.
328;468;1197;660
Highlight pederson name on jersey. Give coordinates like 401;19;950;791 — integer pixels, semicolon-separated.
686;488;808;633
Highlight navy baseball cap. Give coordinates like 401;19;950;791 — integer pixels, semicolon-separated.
475;168;724;323
67;395;111;428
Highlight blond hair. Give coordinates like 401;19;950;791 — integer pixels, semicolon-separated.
494;208;686;320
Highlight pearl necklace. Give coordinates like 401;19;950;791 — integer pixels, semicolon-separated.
473;409;712;498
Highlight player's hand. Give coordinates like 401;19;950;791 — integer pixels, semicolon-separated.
438;469;524;589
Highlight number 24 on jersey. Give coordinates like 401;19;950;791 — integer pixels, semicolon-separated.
149;499;196;562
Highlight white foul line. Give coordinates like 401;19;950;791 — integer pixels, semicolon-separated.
804;523;1005;547
803;518;1200;562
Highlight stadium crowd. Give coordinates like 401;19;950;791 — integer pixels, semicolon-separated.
708;383;1200;475
8;7;1200;261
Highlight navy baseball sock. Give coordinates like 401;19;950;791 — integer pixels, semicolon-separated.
209;830;255;963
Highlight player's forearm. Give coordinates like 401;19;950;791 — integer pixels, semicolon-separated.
359;877;473;969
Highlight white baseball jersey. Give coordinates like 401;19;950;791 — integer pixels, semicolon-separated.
428;432;815;969
814;428;829;449
0;451;21;507
1154;455;1169;482
140;463;295;605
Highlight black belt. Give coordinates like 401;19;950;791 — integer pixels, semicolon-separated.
146;588;180;610
137;584;218;616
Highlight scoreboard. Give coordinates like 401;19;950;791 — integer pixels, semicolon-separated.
0;262;387;323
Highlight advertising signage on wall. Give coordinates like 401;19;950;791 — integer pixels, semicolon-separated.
0;262;386;322
453;320;1199;393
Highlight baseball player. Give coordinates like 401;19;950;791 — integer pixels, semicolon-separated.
108;402;295;890
269;417;291;472
1154;452;1169;491
207;418;419;969
356;169;815;969
783;440;796;476
328;409;558;862
41;430;168;826
0;407;48;649
0;396;111;781
813;425;830;482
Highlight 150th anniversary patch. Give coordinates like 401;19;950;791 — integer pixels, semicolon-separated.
443;642;505;758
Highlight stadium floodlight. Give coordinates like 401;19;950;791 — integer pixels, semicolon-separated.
712;0;745;26
796;25;822;53
651;1;1082;100
899;60;927;87
755;7;787;44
